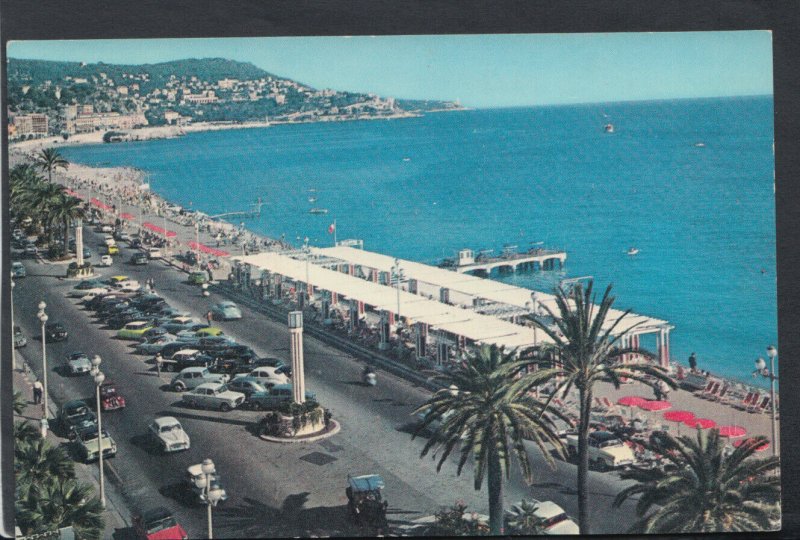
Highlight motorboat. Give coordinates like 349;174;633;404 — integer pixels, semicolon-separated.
308;196;317;203
309;208;329;215
627;247;640;256
694;142;706;147
604;123;615;133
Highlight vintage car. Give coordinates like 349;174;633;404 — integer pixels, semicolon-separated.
65;351;92;376
99;255;114;267
192;326;225;338
68;286;110;298
226;377;269;399
566;430;635;471
75;425;117;463
505;500;579;535
181;382;245;412
188;271;208;285
132;507;188;540
44;322;68;342
130;253;149;265
234;367;290;388
171;366;229;391
147;247;162;259
161;317;202;334
148;416;191;453
248;384;316;410
210;301;242;321
100;381;126;411
135;334;178;355
346;474;388;528
59;400;97;439
11;261;26;277
186;462;229;505
117;321;155;340
13;325;27;348
103;244;120;256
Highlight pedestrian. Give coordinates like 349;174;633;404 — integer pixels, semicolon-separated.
653;384;663;401
155;353;163;377
688;352;697;373
206;310;213;325
32;380;43;404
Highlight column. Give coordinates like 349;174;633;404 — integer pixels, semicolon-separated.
658;329;670;369
349;299;358;333
357;301;365;316
331;291;338;305
76;218;84;266
378;311;391;350
388;311;395;326
408;279;418;295
321;296;331;325
436;335;449;366
415;323;428;360
348;263;355;276
439;288;450;304
288;312;305;404
372;269;379;283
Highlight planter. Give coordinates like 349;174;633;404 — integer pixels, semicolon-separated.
258;404;330;439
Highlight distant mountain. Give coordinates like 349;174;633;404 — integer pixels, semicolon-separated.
8;57;273;94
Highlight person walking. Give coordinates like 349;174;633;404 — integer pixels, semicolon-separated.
688;352;698;373
32;380;43;404
206;310;213;325
155;353;163;377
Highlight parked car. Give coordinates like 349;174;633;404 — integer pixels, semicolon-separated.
104;244;120;256
226;377;269;399
170;366;229;391
248;384;316;410
103;234;116;246
68;286;110;298
65;351;92;375
175;326;217;341
188;271;208;285
82;247;92;259
141;326;170;339
148;417;190;453
75;425;117;463
160;341;203;360
24;244;38;257
164;350;215;373
107;312;152;330
99;255;114;267
210;301;242;321
11;261;26;277
505;500;579;535
73;279;106;291
186;463;229;505
59;400;97;439
99;381;126;411
194;326;225;338
251;357;286;369
566;431;635;471
114;231;131;242
44;322;68;342
133;507;189;540
147;247;162;259
234;366;290;387
117;321;155;340
161;317;201;334
130;253;149;265
136;334;178;355
14;326;27;348
182;382;245;412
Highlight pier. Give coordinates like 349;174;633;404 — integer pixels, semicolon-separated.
442;247;567;275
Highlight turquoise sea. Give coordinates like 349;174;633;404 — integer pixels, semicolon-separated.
60;96;777;385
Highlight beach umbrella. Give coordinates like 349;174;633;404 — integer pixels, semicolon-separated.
733;438;770;452
639;400;672;412
663;410;694;435
718;425;747;438
617;396;648;420
119;212;135;220
684;417;716;430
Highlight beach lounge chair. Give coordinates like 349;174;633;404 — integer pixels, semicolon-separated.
694;380;715;397
698;381;720;400
709;384;729;402
733;392;758;411
748;395;770;414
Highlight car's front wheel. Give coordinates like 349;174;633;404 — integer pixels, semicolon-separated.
220;402;232;412
250;401;262;411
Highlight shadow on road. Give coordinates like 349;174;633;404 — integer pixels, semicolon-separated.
163;410;255;428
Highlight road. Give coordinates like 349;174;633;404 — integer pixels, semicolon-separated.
12;226;639;537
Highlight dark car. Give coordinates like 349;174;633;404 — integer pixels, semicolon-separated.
59;399;97;439
95;301;133;318
107;312;153;330
226;377;269;399
161;341;201;359
75;279;105;291
252;357;287;369
172;352;215;372
141;326;170;340
211;356;256;376
44;323;68;342
130;253;149;265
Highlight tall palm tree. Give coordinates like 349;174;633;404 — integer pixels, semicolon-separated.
10;164;45;219
35;147;69;182
16;477;105;540
49;193;86;257
613;430;780;533
508;281;676;534
19;182;66;245
15;437;75;499
412;344;566;535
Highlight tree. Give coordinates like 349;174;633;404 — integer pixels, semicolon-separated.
18;182;66;246
14;421;41;449
412;344;566;535
505;499;548;535
613;430;780;533
49;193;85;257
16;477;105;540
35;147;69;182
15;437;75;499
509;281;676;534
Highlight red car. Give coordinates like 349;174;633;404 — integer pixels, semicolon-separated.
132;507;188;540
100;381;126;411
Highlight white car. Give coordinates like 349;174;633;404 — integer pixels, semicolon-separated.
234;367;290;387
181;382;246;412
148;416;190;453
99;255;113;267
506;500;579;535
100;224;113;233
68;286;110;298
66;352;92;375
111;279;141;292
103;235;116;246
147;247;162;259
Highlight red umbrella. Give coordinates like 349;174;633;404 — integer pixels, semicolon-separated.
142;222;177;238
639;400;672;412
119;212;135;220
733;438;770;452
188;241;230;257
617;396;648;407
663;410;694;423
684;417;717;430
718;425;747;438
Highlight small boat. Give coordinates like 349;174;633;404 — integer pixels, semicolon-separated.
604;123;615;133
627;247;639;256
309;208;329;215
694;142;706;147
308;197;317;203
402;157;411;162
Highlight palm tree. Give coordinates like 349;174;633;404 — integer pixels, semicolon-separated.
15;437;75;499
505;499;548;535
508;281;676;534
412;344;566;535
19;182;66;245
16;477;105;540
10;164;45;220
613;430;780;533
35;147;69;182
49;193;86;257
14;421;41;449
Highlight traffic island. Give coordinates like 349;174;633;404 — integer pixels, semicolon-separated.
257;403;340;443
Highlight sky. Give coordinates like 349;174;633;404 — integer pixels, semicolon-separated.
7;32;773;107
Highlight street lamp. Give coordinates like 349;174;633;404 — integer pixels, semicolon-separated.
91;356;106;508
37;302;49;423
391;258;404;324
752;345;779;457
194;458;224;539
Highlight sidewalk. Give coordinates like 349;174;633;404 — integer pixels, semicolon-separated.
13;359;131;539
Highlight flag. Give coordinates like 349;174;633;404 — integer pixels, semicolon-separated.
328;222;336;234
